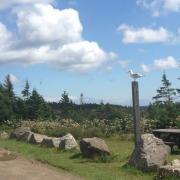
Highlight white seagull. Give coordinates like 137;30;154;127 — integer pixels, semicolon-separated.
128;70;143;81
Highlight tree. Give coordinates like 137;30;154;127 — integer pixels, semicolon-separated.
22;80;30;99
0;84;13;123
149;73;179;128
27;89;52;120
153;73;177;103
3;74;14;98
59;91;73;118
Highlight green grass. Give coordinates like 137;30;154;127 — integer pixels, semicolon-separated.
0;138;156;180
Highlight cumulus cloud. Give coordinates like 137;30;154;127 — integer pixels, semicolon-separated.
0;2;114;72
118;24;171;43
154;56;179;70
17;4;83;45
137;0;180;16
141;64;151;73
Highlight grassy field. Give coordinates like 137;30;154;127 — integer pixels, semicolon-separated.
0;137;179;180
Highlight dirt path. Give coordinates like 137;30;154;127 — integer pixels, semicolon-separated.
0;150;82;180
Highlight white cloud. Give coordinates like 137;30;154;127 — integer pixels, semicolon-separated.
0;22;12;48
141;64;151;73
0;3;114;72
9;74;19;84
118;24;171;43
0;0;53;9
17;4;82;45
154;56;179;69
118;60;130;68
164;0;180;12
137;0;180;16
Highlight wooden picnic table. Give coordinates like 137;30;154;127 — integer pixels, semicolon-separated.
152;129;180;150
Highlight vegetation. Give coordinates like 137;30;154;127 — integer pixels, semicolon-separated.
0;72;180;135
148;73;180;128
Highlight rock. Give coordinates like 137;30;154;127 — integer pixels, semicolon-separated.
0;131;9;139
10;127;31;140
41;137;61;148
158;159;180;178
59;133;78;150
29;133;47;144
129;133;171;172
41;137;54;148
80;137;110;156
52;138;61;148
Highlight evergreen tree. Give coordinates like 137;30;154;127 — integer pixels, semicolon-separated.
0;84;13;123
22;80;30;99
59;91;72;118
3;74;14;98
149;73;179;128
27;89;53;120
153;73;176;103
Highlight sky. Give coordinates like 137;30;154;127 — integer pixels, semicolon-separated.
0;0;179;105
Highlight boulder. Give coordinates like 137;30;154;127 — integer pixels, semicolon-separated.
129;134;171;172
29;133;47;144
59;133;78;150
52;138;61;148
0;131;9;140
158;159;180;178
80;137;110;156
10;127;31;141
41;137;61;148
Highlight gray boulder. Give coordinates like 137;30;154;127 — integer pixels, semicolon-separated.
10;127;31;141
129;133;171;172
80;137;110;156
59;133;78;150
41;137;61;148
52;138;61;148
29;133;47;144
158;159;180;178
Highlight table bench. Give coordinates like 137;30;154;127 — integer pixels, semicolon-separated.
152;129;180;151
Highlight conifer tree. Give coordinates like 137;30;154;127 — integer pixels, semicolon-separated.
3;74;14;98
153;73;176;103
22;80;30;99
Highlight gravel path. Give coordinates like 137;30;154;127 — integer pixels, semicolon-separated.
0;150;82;180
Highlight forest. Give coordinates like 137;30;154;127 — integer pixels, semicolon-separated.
0;73;180;137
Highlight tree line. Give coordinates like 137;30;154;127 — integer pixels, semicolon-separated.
0;73;180;130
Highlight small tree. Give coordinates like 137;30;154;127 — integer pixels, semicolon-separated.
3;74;14;98
149;73;179;128
59;91;73;118
22;80;30;99
153;73;177;103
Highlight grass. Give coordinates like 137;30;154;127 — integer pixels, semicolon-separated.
0;138;156;180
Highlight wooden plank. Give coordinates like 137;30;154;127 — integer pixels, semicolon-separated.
132;81;141;148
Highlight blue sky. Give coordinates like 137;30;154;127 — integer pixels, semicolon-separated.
0;0;179;105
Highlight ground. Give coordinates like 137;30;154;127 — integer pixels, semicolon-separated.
0;149;81;180
0;138;155;180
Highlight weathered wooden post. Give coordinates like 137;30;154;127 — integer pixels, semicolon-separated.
132;81;141;148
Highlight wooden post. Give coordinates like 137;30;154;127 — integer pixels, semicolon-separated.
132;81;141;148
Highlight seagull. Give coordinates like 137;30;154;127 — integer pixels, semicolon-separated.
128;70;143;81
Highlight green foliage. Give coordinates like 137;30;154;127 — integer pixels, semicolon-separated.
0;75;54;126
149;73;180;128
3;74;14;98
21;80;30;99
153;73;177;103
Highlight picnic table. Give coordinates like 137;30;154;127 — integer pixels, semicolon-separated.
152;129;180;150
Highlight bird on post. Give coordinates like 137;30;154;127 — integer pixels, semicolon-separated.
128;70;143;81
